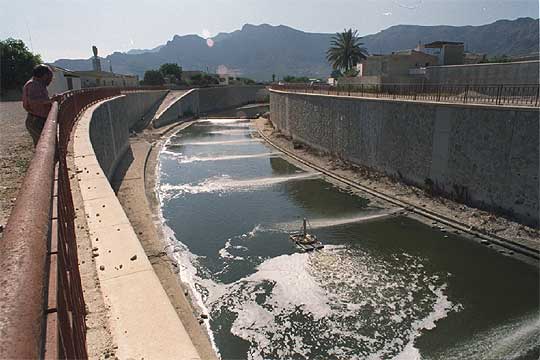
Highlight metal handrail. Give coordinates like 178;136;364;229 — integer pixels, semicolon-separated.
270;83;540;107
0;102;58;359
0;86;135;359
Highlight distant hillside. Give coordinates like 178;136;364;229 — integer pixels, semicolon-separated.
361;17;539;56
53;17;539;81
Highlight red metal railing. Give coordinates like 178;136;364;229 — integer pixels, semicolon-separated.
0;86;162;359
271;83;540;107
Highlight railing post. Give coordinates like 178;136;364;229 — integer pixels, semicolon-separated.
463;84;469;103
496;84;503;105
535;85;539;107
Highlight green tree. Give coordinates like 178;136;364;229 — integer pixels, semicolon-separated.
0;38;42;93
159;63;183;83
143;70;165;85
283;75;310;83
326;29;367;73
189;73;219;86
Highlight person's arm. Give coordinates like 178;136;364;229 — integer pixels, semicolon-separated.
29;98;53;105
26;82;52;104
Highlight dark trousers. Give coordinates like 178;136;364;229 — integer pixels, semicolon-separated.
25;114;46;146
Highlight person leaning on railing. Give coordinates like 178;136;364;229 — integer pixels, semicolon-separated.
22;64;60;146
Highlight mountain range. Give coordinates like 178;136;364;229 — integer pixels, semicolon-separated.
53;17;539;81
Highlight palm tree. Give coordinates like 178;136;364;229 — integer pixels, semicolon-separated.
326;29;368;73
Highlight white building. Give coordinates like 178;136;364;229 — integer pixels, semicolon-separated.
47;65;82;95
74;71;139;88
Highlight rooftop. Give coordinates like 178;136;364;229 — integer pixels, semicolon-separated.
425;41;464;48
73;70;137;78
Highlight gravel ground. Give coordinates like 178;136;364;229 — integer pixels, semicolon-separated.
0;101;33;232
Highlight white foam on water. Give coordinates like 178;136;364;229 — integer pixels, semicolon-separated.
171;139;262;146
209;129;256;135
199;118;251;124
272;209;403;231
160;172;320;198
167;152;281;164
155;178;221;356
201;245;461;360
196;122;252;128
155;136;223;357
247;253;333;319
218;239;244;261
435;312;540;360
388;284;457;360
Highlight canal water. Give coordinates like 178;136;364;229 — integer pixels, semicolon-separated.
157;118;539;360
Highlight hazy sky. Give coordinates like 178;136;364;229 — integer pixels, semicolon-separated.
1;0;538;61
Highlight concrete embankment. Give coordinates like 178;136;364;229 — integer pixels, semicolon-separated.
270;89;540;228
71;90;201;359
153;85;268;127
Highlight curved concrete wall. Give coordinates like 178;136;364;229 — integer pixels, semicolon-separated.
72;92;201;359
88;91;167;178
154;85;268;127
198;85;268;113
154;89;199;128
270;89;539;227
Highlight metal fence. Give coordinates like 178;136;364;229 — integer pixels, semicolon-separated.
0;86;163;359
271;83;540;107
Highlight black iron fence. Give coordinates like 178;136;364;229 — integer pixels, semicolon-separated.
271;83;540;107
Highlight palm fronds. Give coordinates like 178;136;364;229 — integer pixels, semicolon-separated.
326;29;368;72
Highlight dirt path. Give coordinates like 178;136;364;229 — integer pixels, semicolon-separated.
254;117;539;259
0;101;33;232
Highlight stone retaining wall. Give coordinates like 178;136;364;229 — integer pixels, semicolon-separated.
426;61;540;85
270;90;539;227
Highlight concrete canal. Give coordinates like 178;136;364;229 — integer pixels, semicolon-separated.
156;118;539;360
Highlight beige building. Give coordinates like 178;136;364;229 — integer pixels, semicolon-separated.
424;41;464;65
343;50;438;85
74;71;139;88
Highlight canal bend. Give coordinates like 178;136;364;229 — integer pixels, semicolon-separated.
157;118;539;360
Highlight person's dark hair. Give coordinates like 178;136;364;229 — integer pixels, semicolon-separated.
33;64;52;78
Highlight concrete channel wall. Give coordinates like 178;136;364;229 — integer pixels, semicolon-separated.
154;85;268;127
89;90;168;178
270;89;540;227
72;92;201;359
